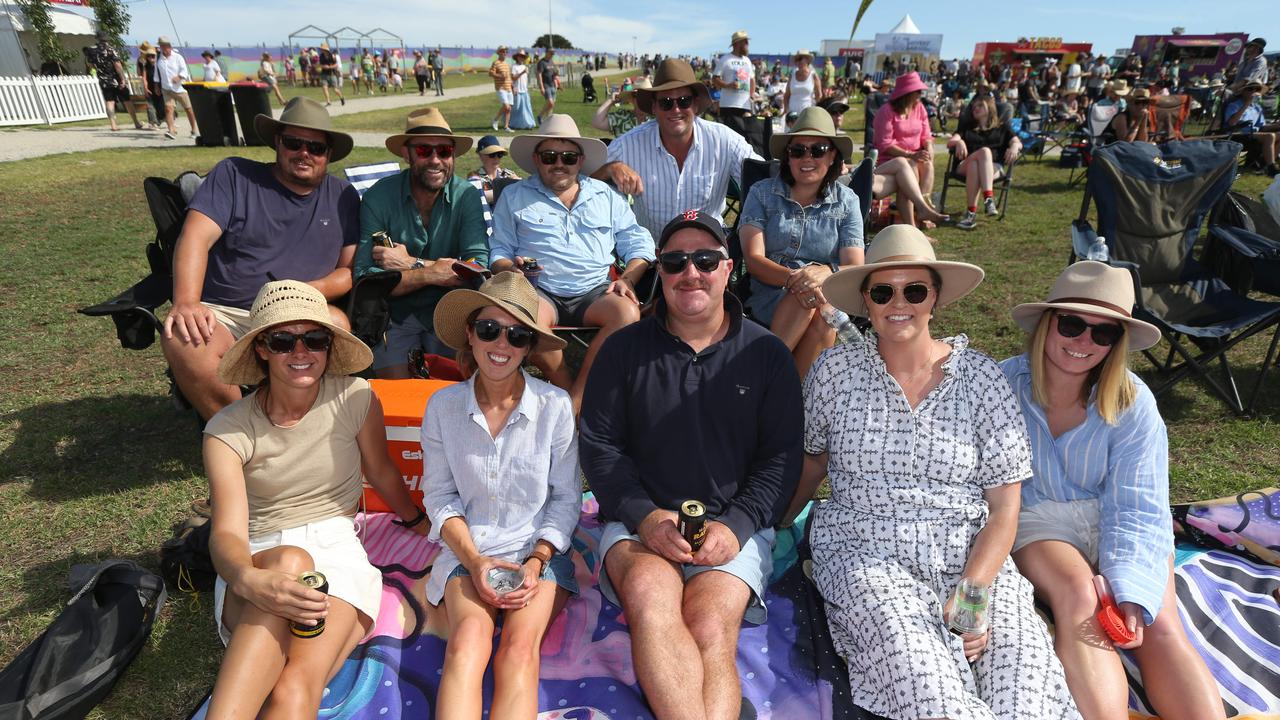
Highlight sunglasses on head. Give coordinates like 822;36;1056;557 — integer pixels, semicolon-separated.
866;282;931;305
658;249;727;274
259;329;333;354
471;318;536;348
409;143;455;159
786;142;833;159
537;150;580;166
656;95;695;111
1055;313;1124;347
279;134;329;156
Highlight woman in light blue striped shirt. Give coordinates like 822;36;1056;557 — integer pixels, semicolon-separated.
1001;261;1223;720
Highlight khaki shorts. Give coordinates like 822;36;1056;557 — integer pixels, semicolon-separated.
204;302;254;338
162;88;192;110
1012;498;1100;561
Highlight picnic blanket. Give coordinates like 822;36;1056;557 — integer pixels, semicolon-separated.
188;490;1280;719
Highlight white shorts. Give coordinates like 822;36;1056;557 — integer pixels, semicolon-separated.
496;89;513;105
1012;498;1100;561
213;515;383;645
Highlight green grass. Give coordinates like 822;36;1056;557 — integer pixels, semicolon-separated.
0;95;1277;718
332;85;607;137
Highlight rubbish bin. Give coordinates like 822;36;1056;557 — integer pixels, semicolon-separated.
182;81;239;147
229;81;273;146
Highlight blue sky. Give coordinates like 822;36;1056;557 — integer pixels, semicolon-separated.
110;0;1275;59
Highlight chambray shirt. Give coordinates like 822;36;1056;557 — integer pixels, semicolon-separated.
1000;354;1172;624
739;175;864;269
490;174;654;297
420;370;580;605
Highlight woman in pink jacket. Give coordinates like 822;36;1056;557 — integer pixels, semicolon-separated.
873;72;947;228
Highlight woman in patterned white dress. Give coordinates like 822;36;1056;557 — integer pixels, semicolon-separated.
782;225;1079;720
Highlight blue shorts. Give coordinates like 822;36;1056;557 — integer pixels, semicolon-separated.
598;521;773;625
446;551;579;596
371;314;453;370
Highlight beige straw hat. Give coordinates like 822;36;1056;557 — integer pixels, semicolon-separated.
770;106;854;161
432;272;566;351
217;281;373;385
385;106;472;157
1011;261;1161;350
823;225;985;317
509;114;608;174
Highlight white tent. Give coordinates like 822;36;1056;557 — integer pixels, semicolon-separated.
0;4;97;76
870;13;943;74
888;14;921;35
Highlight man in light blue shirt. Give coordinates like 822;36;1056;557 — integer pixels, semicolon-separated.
492;114;654;411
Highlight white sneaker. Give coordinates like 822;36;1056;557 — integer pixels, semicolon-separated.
163;131;175;140
957;211;977;230
491;120;499;131
983;197;999;216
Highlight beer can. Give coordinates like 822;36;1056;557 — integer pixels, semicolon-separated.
677;500;707;552
372;230;395;248
290;571;328;638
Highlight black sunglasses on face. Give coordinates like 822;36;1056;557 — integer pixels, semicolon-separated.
537;150;581;166
259;329;333;354
658;249;727;274
786;142;833;159
656;95;695;111
409;143;455;159
471;319;535;348
1056;313;1124;347
279;134;329;156
866;282;931;305
486;151;507;159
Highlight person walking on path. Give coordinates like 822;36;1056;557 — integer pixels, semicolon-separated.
489;46;514;132
87;32;142;131
259;52;287;105
536;47;560;122
509;49;537;130
432;47;446;96
154;36;196;139
414;50;430;96
317;43;345;107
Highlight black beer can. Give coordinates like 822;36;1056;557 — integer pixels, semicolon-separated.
677;500;707;552
290;571;328;638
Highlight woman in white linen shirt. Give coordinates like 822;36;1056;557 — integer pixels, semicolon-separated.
422;271;580;719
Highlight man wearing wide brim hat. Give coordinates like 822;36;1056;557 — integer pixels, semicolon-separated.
355;105;489;378
596;57;761;239
160;96;365;422
713;30;757;136
490;113;654;409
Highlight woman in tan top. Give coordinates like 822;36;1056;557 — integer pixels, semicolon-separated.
202;281;427;719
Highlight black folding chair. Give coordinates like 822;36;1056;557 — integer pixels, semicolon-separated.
725;157;781;306
937;148;1018;220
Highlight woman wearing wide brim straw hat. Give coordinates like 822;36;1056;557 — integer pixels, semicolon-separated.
1000;261;1225;720
739;106;863;377
783;225;1079;717
784;48;823;117
203;280;428;718
423;271;579;719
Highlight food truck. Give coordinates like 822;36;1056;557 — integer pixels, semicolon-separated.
972;37;1093;69
1129;33;1248;82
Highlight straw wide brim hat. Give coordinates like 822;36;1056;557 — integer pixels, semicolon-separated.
217;281;372;386
618;76;652;103
888;72;928;102
823;225;985;318
432;272;566;352
730;31;750;46
1011;260;1161;350
770;106;854;160
513;48;529;60
635;58;711;114
385;106;472;156
1108;80;1131;96
254;97;354;162
510;114;608;174
138;41;156;56
793;49;814;62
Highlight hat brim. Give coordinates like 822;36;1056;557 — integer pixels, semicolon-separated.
823;260;985;317
888;82;927;102
385;132;473;158
769;128;854;163
254;114;355;162
1010;302;1161;351
635;82;711;114
217;319;373;386
432;284;566;352
509;133;608;175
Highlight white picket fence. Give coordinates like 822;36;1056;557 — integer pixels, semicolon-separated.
0;75;107;127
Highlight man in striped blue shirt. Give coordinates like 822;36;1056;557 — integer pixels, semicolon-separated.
596;58;761;238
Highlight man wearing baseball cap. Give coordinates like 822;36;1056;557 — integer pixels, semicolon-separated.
580;210;802;720
713;31;757;136
1230;38;1268;94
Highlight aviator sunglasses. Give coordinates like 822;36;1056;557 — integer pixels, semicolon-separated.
471;319;536;348
259;329;333;354
278;134;330;156
867;282;931;305
537;150;580;166
658;249;728;274
409;144;455;159
786;142;833;159
656;95;696;111
1055;313;1124;347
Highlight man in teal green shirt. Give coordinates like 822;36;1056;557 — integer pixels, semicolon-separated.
357;107;488;377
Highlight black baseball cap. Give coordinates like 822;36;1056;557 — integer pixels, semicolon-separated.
1245;37;1266;50
657;209;727;250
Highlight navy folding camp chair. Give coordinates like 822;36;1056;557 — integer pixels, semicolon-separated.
937;146;1018;220
725;157;781;307
1071;139;1280;415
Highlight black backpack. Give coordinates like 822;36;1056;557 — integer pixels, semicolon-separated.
0;560;166;720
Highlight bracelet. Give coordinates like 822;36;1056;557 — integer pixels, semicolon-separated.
525;554;549;575
392;509;427;528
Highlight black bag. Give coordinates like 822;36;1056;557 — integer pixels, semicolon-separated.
160;520;216;594
0;560;166;720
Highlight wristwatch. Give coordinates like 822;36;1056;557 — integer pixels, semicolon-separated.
410;259;425;270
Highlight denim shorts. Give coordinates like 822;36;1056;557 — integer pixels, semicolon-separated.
446;551;579;596
372;314;453;370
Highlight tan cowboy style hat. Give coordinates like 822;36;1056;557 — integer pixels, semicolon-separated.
217;281;373;385
138;41;156;56
730;30;749;46
513;48;529;60
1011;261;1161;350
793;49;814;62
634;58;712;114
254;97;355;161
1130;87;1152;101
385;106;473;156
771;106;854;160
823;225;985;317
433;272;566;351
1107;79;1131;96
510;113;608;174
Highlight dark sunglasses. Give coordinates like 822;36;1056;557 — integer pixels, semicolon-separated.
471;319;535;348
278;134;329;156
409;143;455;159
655;95;695;111
485;151;507;159
537;150;580;166
658;249;727;274
1056;313;1124;347
786;142;833;159
259;329;333;354
867;282;931;305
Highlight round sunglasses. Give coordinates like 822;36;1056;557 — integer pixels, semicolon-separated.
1055;313;1124;347
258;329;333;354
471;319;536;348
657;249;728;274
866;282;931;306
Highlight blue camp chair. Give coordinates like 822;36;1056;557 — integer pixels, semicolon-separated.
1070;139;1280;415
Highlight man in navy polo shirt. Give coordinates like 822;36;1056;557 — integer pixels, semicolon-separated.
579;210;802;720
161;97;360;421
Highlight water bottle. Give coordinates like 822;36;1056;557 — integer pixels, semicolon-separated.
1086;235;1109;262
947;578;990;636
821;307;864;345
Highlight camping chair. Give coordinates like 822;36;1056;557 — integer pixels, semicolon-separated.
1149;94;1192;141
937;145;1018;219
1070;139;1280;415
1204;190;1280;298
343;162;400;198
725;157;781;308
1066;102;1120;187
